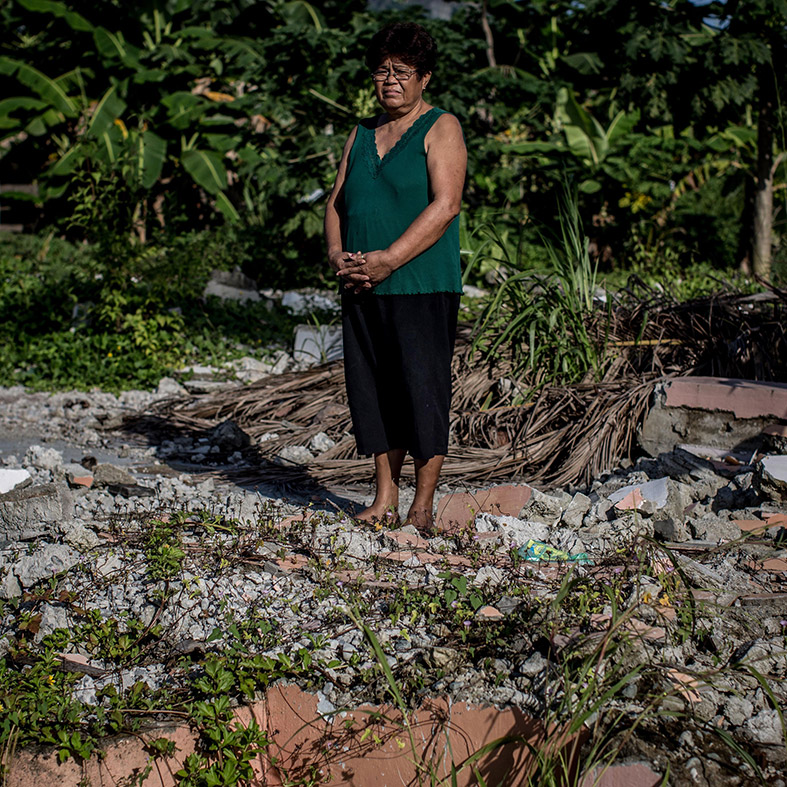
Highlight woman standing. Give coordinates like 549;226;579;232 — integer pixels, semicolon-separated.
324;22;466;532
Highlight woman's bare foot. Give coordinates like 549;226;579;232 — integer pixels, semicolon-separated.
354;502;399;526
405;507;435;535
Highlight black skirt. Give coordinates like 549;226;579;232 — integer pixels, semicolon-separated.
342;292;461;460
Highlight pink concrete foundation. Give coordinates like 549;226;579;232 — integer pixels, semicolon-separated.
5;684;600;786
663;377;787;420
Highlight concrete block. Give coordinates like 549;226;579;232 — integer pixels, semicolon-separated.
292;324;343;365
0;483;72;540
0;469;31;495
758;455;787;500
664;377;787;419
640;377;787;456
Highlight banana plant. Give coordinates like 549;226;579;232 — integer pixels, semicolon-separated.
505;87;642;193
0;0;251;222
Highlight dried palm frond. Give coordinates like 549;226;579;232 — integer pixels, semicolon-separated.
151;285;787;489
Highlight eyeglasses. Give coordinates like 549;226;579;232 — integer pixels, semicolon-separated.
370;65;417;82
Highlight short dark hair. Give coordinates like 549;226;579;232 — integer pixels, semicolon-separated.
365;22;437;76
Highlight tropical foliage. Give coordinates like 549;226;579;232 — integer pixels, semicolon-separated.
1;0;784;285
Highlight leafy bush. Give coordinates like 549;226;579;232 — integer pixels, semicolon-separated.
0;232;301;391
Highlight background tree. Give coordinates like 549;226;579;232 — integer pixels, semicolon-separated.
0;0;784;284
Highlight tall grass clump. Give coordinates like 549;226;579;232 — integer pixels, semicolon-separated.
469;191;611;397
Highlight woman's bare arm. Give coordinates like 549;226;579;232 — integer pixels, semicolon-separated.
324;126;359;272
336;113;466;288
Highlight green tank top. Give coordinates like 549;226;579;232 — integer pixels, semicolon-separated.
342;107;463;296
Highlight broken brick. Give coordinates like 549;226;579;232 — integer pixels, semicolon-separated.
436;484;532;533
476;605;504;620
614;487;644;512
733;519;769;535
273;554;310;573
383;530;431;551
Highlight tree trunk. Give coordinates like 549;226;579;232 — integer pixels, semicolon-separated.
736;168;754;274
480;0;497;68
752;62;775;281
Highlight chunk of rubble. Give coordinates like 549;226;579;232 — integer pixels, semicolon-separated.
309;432;336;454
203;269;260;303
209;419;251;452
229;356;272;384
560;492;591;528
762;424;787;453
0;483;72;541
63;462;94;489
24;445;64;472
518;487;571;526
0;468;31;495
0;561;21;599
155;377;189;397
676;554;758;593
281;290;339;315
476;512;549;545
274;445;315;466
757;455;787;501
293;324;343;365
92;463;137;487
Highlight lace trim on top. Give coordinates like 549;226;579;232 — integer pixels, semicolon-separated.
362;108;439;180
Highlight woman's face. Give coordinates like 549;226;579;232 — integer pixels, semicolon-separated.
372;56;430;114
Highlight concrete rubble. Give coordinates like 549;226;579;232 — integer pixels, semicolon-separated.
0;382;785;785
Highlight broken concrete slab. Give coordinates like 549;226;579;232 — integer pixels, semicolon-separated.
92;464;136;488
0;483;72;541
14;543;80;588
436;484;532;533
663;377;787;419
640;377;787;456
677;554;760;593
609;477;669;511
757;455;787;500
62;463;93;489
293;324;343;365
203;269;261;303
0;468;30;494
688;515;741;543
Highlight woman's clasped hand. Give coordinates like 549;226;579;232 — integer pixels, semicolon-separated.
335;250;395;291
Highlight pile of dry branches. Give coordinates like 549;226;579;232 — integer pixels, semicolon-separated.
158;287;787;489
